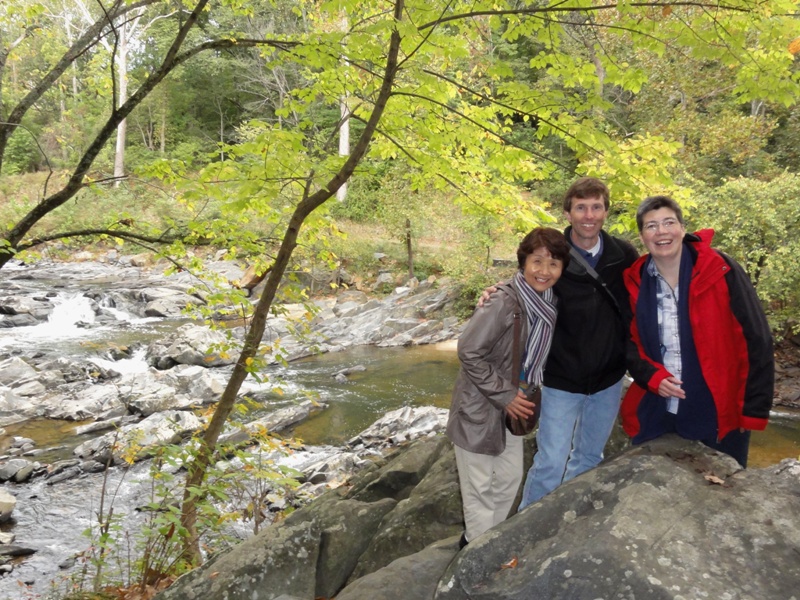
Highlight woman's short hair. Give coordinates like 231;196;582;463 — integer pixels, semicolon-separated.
517;227;571;270
635;195;684;232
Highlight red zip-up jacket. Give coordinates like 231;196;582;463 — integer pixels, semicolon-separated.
622;229;774;440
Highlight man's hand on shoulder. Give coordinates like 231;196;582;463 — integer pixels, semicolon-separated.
477;282;502;308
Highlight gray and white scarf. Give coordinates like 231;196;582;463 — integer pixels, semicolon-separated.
513;270;558;386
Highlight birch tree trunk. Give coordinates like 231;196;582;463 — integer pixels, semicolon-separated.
113;23;128;185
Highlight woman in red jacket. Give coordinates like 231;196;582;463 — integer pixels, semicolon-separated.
622;195;773;467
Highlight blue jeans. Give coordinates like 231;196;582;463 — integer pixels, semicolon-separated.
519;379;623;509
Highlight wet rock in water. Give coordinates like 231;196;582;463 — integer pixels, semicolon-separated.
347;406;448;450
73;410;203;463
45;466;82;485
219;400;326;446
332;365;367;380
309;285;459;352
0;357;38;385
123;380;183;416
11;436;35;449
0;313;40;328
74;415;138;435
0;296;51;322
79;459;108;474
0;458;41;483
0;489;16;522
139;286;204;318
146;323;236;369
12;462;38;483
0;544;36;557
42;382;127;421
0;386;37;426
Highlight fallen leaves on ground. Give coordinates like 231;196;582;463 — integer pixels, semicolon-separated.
501;556;518;569
703;473;730;487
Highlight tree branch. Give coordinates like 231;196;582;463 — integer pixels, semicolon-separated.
418;69;601;160
15;228;186;252
418;1;751;30
391;90;574;172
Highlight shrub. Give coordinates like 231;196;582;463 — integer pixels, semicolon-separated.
4;129;41;174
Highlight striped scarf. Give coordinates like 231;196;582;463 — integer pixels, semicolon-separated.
514;270;558;386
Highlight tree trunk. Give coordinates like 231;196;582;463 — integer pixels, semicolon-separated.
176;0;405;565
336;95;349;202
336;13;350;203
405;218;413;280
219;100;225;161
113;24;129;186
160;103;166;154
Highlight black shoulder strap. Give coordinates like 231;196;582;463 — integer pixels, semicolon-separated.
511;298;523;387
569;247;622;316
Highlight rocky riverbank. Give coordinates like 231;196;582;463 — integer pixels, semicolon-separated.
0;256;465;590
0;258;463;475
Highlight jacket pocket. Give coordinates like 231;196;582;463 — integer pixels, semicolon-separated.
457;393;492;425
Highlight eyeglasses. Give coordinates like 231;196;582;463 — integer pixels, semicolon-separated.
642;218;681;233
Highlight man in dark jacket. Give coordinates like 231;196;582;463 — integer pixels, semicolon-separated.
621;195;773;467
518;177;639;508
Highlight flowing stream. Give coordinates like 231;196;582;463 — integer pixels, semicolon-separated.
1;260;799;598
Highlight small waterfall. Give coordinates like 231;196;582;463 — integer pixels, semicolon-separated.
89;347;150;374
0;293;97;349
97;293;135;322
47;293;96;327
0;292;149;352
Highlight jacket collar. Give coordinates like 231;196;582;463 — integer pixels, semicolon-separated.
564;227;626;275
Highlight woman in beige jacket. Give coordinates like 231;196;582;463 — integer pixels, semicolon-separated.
446;228;569;547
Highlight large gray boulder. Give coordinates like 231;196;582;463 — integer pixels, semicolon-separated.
346;437;462;581
157;519;322;600
336;537;460;600
283;494;397;599
435;434;800;600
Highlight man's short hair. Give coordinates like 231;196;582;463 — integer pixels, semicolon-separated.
635;195;684;232
517;227;571;270
563;177;610;212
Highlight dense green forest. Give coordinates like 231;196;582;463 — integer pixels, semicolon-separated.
3;1;800;591
3;0;800;328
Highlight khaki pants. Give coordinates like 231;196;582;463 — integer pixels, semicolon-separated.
454;435;523;543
